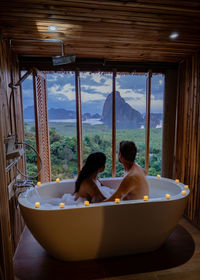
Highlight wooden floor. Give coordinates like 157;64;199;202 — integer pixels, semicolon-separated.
14;218;200;280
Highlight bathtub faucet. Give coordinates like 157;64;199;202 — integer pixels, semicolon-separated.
14;179;35;191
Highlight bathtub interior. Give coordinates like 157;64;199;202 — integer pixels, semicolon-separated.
24;176;186;205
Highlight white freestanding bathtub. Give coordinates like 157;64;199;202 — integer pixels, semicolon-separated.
18;176;189;261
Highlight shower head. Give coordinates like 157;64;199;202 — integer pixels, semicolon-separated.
52;42;76;66
52;55;76;66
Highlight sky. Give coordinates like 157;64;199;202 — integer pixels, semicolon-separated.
22;72;164;115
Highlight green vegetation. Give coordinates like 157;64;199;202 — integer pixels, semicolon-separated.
24;122;162;181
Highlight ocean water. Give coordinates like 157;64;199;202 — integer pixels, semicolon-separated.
24;118;103;125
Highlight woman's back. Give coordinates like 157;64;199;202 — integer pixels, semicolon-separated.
75;178;106;203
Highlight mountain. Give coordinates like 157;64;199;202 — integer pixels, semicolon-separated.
150;113;163;128
23;105;35;119
48;108;76;119
24;106;101;120
101;91;144;129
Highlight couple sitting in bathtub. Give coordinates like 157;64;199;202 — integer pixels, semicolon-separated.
74;140;149;203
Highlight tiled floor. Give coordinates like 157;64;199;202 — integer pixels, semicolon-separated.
14;218;200;280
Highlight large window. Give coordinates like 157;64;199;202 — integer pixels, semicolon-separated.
21;72;38;179
80;72;112;177
149;74;164;175
116;74;147;176
22;70;164;180
46;73;78;180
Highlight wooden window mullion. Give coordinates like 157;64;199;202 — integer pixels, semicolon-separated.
75;70;83;173
33;69;51;182
145;70;152;173
112;70;116;177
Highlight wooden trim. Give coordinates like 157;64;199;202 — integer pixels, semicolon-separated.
75;70;83;173
19;57;178;73
145;70;152;173
174;52;200;228
15;68;32;86
0;101;14;280
112;70;116;177
33;68;51;182
33;70;41;180
173;63;181;179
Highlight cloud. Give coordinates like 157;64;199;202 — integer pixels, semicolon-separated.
47;75;59;82
81;92;105;102
80;72;91;79
48;83;75;101
88;84;112;94
150;99;163;113
48;83;105;103
22;88;33;97
119;88;145;100
26;74;33;81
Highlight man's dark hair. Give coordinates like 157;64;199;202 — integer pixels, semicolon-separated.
119;141;137;162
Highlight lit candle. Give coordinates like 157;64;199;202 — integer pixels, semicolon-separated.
84;201;89;206
181;190;186;196
157;174;161;178
35;202;40;208
59;202;65;208
37;181;41;186
115;198;120;203
165;194;171;199
56;178;60;183
175;179;180;183
143;195;149;201
184;185;189;189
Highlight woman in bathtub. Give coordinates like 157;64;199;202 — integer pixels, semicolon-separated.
74;152;108;203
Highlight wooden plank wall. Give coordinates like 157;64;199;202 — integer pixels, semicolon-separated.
174;51;200;227
0;39;25;279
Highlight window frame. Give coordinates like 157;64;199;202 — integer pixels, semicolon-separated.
75;70;153;175
21;68;162;179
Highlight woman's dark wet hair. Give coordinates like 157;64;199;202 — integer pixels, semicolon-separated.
119;141;137;162
75;152;106;193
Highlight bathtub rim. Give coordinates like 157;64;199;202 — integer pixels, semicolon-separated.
18;176;190;211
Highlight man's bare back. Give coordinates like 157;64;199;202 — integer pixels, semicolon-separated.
105;163;149;201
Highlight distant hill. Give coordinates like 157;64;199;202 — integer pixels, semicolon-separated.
23;105;35;119
101;91;144;129
23;96;162;129
23;106;101;120
48;108;76;119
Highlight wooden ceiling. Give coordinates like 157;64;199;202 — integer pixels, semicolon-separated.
1;0;200;63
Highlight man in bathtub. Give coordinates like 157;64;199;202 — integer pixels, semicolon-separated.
104;141;149;201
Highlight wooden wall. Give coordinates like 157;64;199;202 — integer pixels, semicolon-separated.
174;52;200;228
0;39;25;280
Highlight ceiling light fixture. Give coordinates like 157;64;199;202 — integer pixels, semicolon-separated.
170;32;179;39
48;25;58;32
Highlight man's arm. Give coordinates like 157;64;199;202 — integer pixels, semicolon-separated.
91;181;106;201
104;176;133;202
